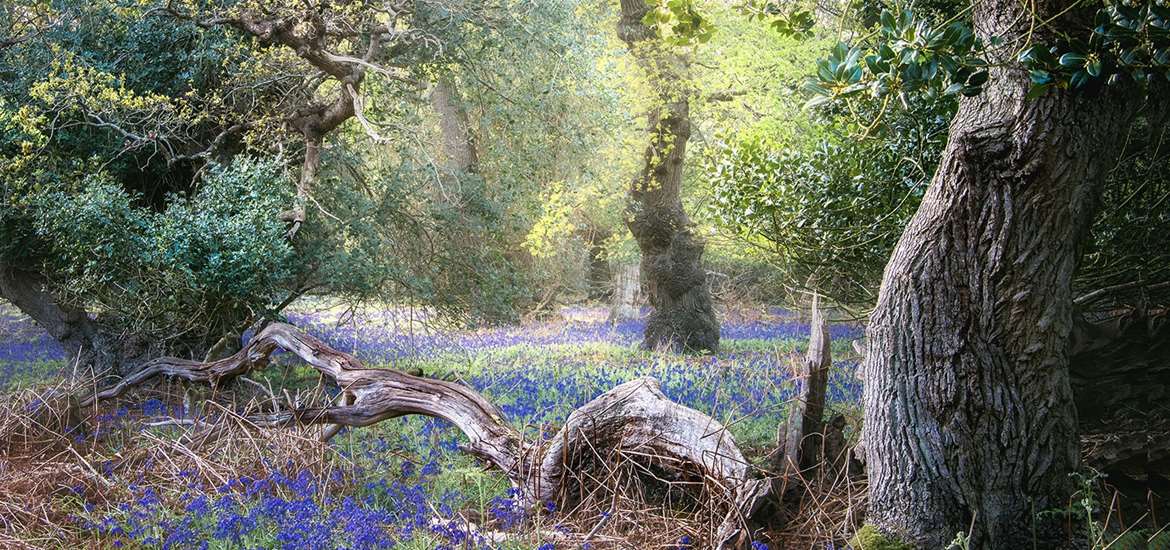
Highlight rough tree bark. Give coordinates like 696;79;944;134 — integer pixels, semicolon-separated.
861;3;1139;547
616;0;719;352
0;263;146;376
84;322;769;547
430;78;479;177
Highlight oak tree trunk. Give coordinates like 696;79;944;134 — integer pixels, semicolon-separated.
861;3;1138;547
617;0;719;353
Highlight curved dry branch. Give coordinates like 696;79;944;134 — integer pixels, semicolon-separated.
84;322;768;546
535;377;771;545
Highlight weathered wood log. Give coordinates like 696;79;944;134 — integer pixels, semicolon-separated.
83;322;768;546
781;294;831;472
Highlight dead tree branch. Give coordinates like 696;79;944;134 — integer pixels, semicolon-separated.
83;322;768;546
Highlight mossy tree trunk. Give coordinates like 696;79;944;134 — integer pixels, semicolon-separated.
616;0;719;352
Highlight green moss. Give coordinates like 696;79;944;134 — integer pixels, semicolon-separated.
849;525;914;550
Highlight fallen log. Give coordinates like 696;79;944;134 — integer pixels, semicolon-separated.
82;322;768;547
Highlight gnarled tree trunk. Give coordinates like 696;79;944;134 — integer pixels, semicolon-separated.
616;0;719;352
861;3;1138;547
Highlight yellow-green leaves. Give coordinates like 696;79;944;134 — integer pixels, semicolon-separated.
641;0;715;46
524;182;578;259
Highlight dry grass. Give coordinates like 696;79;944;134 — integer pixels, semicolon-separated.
0;376;351;548
0;375;874;549
769;451;867;548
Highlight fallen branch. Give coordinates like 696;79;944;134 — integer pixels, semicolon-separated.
83;322;768;546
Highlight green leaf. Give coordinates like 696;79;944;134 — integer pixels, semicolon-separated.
1018;45;1043;63
1086;60;1102;77
817;61;835;82
1154;48;1170;65
1025;83;1051;99
899;9;913;31
845;46;864;70
803;95;833;109
1059;52;1087;67
802;80;832;96
1069;70;1090;89
840;82;867;96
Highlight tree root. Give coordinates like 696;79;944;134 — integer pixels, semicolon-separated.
82;322;769;547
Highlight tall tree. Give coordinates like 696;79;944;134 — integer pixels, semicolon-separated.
616;0;719;352
861;2;1141;547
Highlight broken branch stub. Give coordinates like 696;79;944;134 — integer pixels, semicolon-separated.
782;294;831;472
85;322;767;546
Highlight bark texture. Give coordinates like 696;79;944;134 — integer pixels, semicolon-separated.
86;322;767;546
0;263;146;376
861;3;1138;547
430;78;479;176
617;0;719;352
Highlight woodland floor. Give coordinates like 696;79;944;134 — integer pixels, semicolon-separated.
0;301;866;549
